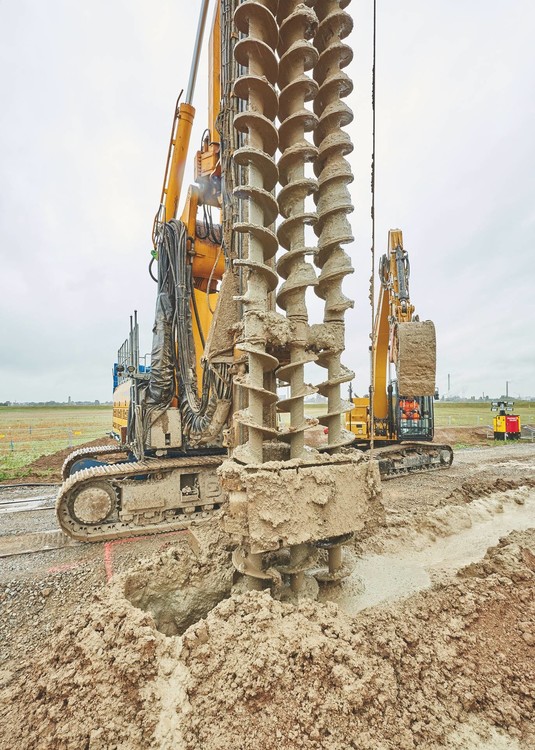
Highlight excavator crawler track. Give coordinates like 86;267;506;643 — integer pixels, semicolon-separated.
56;455;223;542
368;443;454;480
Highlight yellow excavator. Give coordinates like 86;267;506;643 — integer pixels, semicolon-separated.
346;229;453;477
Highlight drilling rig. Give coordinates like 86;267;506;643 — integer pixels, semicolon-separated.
56;0;387;595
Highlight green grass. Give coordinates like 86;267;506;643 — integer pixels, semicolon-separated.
302;400;534;428
433;400;534;428
0;405;112;481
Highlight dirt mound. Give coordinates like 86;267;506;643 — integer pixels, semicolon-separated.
434;426;491;446
180;534;535;750
1;527;533;750
0;438;117;485
450;476;535;503
0;593;166;749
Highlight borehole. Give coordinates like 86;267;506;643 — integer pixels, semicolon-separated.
122;539;234;636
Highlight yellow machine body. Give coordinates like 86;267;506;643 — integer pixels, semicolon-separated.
112;379;131;442
346;229;436;444
346;398;369;438
494;415;506;435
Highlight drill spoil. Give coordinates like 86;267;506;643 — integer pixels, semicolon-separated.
396;320;437;396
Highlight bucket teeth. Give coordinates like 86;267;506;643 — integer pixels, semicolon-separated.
275;0;320;459
311;0;356;451
232;0;280;464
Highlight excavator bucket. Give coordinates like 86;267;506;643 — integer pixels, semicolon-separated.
395;320;436;396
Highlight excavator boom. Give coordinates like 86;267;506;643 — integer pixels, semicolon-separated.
347;229;453;475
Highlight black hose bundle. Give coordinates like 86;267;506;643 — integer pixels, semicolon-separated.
144;219;232;446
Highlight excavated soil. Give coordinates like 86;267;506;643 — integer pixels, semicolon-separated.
0;444;534;749
397;320;437;396
0;438;115;485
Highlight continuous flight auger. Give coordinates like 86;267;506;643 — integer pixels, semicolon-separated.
221;0;383;597
304;0;359;581
312;0;356;452
276;1;320;461
274;1;324;593
231;0;280;465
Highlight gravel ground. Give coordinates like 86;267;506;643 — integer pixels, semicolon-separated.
1;443;533;662
0;443;535;750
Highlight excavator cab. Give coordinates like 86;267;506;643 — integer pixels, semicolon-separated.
395;390;434;441
383;382;434;442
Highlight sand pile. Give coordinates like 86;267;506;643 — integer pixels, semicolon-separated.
0;527;533;750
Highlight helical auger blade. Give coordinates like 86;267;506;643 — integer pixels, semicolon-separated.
275;1;321;459
312;0;356;451
231;0;281;464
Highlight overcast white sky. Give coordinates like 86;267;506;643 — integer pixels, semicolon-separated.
0;0;534;402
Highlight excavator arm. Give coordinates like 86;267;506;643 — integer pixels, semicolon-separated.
347;229;452;477
371;229;437;438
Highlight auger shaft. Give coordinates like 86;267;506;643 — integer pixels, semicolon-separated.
312;0;356;452
232;0;280;464
276;1;320;461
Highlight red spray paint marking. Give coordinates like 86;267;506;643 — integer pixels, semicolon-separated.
103;530;188;582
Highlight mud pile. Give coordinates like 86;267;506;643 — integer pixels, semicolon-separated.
0;592;165;749
180;531;534;750
396;320;436;396
1;524;533;750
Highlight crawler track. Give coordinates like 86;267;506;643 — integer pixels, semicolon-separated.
62;444;126;480
370;443;454;480
56;455;224;542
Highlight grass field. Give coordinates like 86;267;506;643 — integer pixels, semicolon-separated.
304;400;535;428
0;405;112;481
433;400;535;428
0;400;533;481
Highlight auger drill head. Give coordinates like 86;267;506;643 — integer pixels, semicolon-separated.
221;0;383;597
